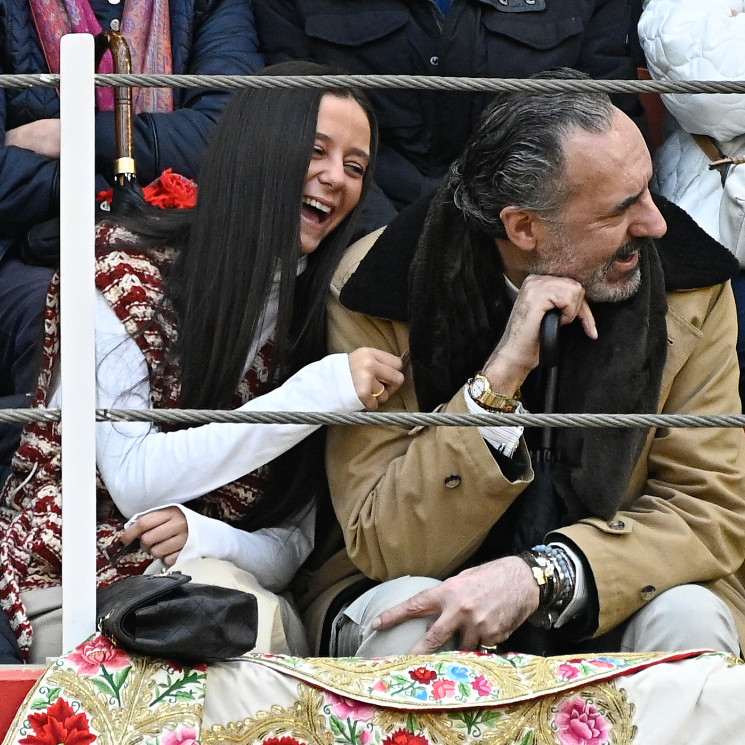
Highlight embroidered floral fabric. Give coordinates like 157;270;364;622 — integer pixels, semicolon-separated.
4;635;205;745
5;635;741;745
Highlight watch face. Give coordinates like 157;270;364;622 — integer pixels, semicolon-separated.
470;377;487;398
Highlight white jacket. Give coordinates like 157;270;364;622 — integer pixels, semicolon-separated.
638;0;745;246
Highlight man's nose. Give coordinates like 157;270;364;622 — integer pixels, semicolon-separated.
630;192;667;239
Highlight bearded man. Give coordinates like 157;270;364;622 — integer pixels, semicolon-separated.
296;69;745;659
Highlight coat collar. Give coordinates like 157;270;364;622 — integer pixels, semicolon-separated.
340;192;739;323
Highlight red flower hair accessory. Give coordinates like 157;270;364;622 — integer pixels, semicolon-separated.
96;168;198;210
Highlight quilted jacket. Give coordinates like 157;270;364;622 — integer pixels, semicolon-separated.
0;0;263;258
639;0;745;244
256;0;642;210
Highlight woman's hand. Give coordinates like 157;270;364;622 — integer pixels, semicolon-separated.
349;347;405;410
120;506;189;566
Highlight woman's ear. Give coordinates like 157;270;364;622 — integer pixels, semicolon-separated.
499;206;541;252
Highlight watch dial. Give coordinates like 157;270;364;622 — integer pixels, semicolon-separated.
471;378;486;397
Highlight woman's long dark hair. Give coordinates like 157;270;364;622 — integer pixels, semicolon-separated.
110;61;378;529
177;61;378;409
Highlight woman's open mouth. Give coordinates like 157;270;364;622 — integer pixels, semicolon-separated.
302;196;333;225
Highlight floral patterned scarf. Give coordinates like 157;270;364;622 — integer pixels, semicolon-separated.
29;0;174;113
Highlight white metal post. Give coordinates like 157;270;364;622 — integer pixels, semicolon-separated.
60;33;97;653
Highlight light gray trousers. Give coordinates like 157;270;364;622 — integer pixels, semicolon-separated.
329;576;741;659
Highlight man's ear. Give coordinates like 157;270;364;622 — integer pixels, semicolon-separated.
499;206;541;252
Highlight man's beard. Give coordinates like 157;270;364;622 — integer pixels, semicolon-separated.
530;232;654;303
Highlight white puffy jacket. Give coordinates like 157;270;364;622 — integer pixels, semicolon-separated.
638;0;745;246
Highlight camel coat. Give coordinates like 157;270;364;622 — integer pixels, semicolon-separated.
296;229;745;652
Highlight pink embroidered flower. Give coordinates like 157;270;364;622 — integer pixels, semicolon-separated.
589;660;616;669
19;698;96;745
431;679;456;700
67;635;131;675
471;674;493;696
554;696;611;745
162;727;198;745
373;680;389;692
359;731;372;745
382;729;430;745
558;663;581;680
409;667;437;684
326;693;377;721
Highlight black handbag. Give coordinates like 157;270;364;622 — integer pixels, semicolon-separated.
96;572;259;662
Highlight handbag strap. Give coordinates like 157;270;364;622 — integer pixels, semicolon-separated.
692;133;745;186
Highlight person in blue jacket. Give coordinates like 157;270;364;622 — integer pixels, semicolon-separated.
255;0;644;212
0;0;264;478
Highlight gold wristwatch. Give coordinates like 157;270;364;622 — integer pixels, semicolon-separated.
467;373;521;412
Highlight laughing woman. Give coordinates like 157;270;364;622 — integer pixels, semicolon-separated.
0;61;404;663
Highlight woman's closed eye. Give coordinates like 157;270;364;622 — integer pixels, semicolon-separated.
345;160;367;178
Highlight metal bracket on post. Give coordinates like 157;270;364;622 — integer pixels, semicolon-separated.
60;33;97;654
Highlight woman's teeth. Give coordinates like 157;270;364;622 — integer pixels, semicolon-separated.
303;197;332;215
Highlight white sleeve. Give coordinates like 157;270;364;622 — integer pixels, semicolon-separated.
462;386;524;458
129;502;316;593
92;292;363;518
639;0;745;140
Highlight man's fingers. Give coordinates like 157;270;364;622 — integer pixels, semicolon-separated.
577;301;598;340
372;590;441;631
408;617;458;655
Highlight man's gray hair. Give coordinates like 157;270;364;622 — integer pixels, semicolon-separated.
449;68;616;239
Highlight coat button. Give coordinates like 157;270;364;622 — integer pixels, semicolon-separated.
608;520;625;530
429;56;439;66
444;474;461;488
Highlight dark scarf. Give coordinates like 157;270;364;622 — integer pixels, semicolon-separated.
340;188;739;531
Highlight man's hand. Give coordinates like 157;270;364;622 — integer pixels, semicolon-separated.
5;119;62;158
121;507;189;566
372;557;541;654
482;275;598;395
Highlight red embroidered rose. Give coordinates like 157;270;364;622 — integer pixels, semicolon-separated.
19;698;96;745
382;729;430;745
408;666;437;684
262;738;306;745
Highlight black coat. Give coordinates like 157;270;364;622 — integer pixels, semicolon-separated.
0;0;264;258
256;0;642;208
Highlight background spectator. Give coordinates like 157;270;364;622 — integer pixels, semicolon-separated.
256;0;645;214
638;0;745;402
0;0;264;476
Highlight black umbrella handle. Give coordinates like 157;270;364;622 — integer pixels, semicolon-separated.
539;308;561;370
539;308;561;450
